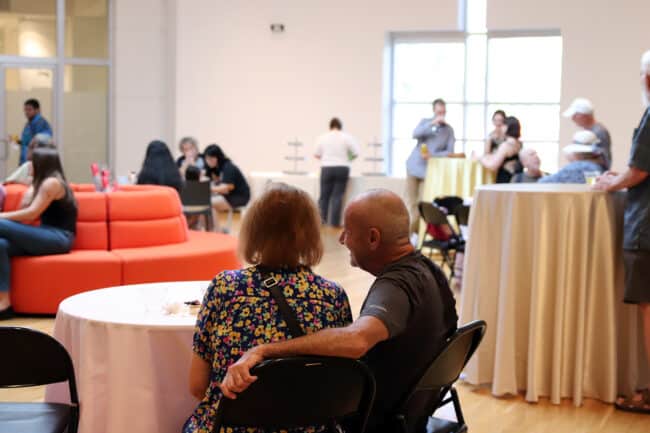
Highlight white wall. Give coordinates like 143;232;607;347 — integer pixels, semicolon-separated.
113;0;174;175
112;0;650;175
173;0;459;175
488;0;650;172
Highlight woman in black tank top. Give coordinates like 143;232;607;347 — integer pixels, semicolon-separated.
0;148;77;318
479;116;524;183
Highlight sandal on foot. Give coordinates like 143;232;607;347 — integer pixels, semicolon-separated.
615;389;650;414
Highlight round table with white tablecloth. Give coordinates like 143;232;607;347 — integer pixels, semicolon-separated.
45;281;209;433
460;183;649;406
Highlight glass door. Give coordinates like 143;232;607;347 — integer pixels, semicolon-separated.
0;65;56;180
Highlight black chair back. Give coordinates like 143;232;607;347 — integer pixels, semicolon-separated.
213;357;375;433
180;181;211;207
433;196;463;214
396;321;487;430
453;204;471;227
0;327;78;399
418;202;450;226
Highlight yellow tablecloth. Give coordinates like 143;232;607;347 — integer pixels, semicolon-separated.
422;158;495;201
460;184;649;405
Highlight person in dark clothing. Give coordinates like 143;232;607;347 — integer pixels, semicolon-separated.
137;140;183;193
203;144;250;210
479;116;523;183
0;148;77;318
219;189;459;432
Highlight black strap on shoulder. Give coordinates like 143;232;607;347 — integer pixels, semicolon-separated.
261;272;305;338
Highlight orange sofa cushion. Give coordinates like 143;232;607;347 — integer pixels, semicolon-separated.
3;184;27;212
73;192;109;250
112;231;240;284
1;184;108;250
10;250;122;314
107;186;188;249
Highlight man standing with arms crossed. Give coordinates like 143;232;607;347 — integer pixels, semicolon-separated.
595;50;650;413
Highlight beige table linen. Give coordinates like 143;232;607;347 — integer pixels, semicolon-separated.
45;281;209;433
460;183;649;406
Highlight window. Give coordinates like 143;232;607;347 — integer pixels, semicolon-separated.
0;0;111;182
0;1;57;57
390;40;465;176
388;33;563;175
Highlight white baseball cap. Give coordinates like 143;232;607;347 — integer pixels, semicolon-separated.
562;98;594;117
563;130;601;154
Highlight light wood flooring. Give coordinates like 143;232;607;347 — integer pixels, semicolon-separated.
1;223;648;432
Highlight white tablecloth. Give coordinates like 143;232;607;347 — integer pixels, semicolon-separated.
460;184;649;405
248;171;405;208
45;282;209;433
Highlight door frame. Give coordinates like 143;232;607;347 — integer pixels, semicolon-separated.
0;63;59;178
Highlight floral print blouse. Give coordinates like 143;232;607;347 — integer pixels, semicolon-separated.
183;266;353;433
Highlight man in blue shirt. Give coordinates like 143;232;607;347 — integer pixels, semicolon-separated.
595;49;650;413
539;130;604;184
18;99;52;165
405;98;456;233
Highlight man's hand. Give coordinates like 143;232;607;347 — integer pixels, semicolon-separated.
431;117;444;126
219;347;265;399
420;148;430;159
593;172;617;191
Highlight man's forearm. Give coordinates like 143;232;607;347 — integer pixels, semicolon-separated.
257;326;367;360
607;168;648;191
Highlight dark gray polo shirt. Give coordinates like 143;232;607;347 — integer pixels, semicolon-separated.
624;107;650;251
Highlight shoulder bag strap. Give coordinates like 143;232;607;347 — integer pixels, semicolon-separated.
261;272;305;338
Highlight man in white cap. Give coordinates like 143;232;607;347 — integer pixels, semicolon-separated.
595;50;650;414
563;97;612;169
538;130;604;184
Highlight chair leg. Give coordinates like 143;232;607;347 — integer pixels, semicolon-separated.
225;208;234;233
206;211;214;232
450;387;466;427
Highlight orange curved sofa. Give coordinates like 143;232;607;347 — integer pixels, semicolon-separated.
3;184;240;314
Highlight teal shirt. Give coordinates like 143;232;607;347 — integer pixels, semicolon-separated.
20;113;52;164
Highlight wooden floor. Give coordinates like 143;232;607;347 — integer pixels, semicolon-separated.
1;224;648;432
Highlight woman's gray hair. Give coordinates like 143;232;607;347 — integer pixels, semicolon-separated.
31;133;54;147
178;136;199;152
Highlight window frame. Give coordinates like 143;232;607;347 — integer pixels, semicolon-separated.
386;29;563;176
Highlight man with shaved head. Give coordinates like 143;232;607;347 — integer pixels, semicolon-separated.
220;189;458;431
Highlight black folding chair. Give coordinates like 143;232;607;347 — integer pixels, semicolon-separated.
180;180;214;231
433;196;463;215
452;204;470;228
418;201;464;279
0;327;79;433
213;357;376;433
393;320;487;433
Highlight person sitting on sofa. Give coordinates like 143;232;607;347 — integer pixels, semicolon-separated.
3;133;55;185
0;148;78;318
539;130;604;184
137;140;184;193
184;182;352;433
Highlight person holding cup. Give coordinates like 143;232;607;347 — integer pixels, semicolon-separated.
538;130;604;184
406;98;456;233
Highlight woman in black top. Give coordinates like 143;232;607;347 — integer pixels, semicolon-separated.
203;144;250;208
479;116;523;183
137;140;183;193
484;110;507;154
0;148;78;318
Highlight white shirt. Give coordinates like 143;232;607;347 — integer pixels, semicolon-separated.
314;130;360;167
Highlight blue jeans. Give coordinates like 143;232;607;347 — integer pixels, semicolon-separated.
0;219;74;293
